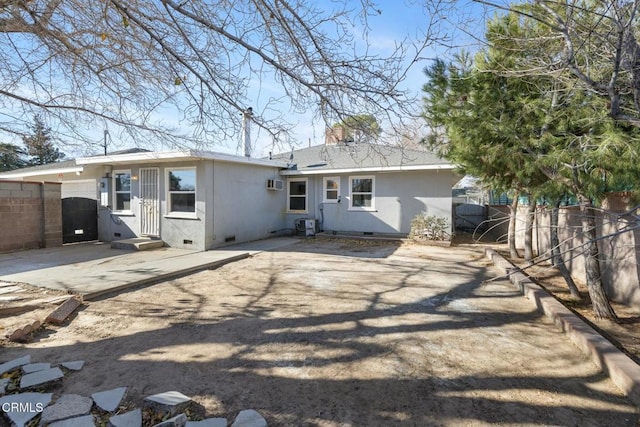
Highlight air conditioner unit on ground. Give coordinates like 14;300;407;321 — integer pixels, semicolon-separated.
304;219;316;237
266;179;283;190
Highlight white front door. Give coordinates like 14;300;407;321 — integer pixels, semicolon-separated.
140;168;160;236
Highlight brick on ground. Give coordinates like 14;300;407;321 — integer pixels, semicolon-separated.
46;297;82;324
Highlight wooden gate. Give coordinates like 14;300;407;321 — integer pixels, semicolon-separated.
454;203;487;232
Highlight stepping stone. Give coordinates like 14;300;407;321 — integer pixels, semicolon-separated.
60;361;85;371
231;410;266;427
0;392;52;427
108;408;142;427
48;414;95;427
0;285;22;295
19;367;63;390
91;387;127;412
186;419;227;427
152;413;187;427
0;378;10;395
22;363;50;374
143;391;192;417
0;355;30;376
0;296;23;301
40;394;93;425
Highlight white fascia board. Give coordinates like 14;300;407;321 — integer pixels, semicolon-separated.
279;164;456;176
0;166;84;179
196;151;289;168
77;149;288;168
77;150;196;165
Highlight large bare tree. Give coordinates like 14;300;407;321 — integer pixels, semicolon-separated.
0;0;437;151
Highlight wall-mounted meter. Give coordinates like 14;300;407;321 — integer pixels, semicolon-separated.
99;178;109;207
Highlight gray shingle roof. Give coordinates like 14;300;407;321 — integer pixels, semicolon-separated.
272;143;451;173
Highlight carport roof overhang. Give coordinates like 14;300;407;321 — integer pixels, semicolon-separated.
0;165;84;179
76;149;288;168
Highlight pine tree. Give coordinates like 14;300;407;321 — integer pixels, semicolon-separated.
22;115;65;166
0;143;26;172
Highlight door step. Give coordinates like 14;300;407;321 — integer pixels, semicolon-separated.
111;238;164;251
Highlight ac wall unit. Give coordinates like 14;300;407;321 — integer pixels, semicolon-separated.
266;179;283;191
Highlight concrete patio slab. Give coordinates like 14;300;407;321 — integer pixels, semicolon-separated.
0;237;300;300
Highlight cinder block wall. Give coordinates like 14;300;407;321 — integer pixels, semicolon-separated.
0;181;62;253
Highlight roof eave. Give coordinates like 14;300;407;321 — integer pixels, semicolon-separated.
0;165;84;179
279;164;456;176
77;149;288;168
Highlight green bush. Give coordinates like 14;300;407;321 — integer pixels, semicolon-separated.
409;213;451;241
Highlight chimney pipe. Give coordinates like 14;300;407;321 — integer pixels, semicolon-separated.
242;107;253;158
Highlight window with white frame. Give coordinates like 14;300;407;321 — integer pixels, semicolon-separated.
287;178;307;212
323;177;340;203
349;176;374;210
113;170;131;212
167;168;196;214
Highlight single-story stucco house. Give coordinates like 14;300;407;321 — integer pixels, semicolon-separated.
0;142;458;250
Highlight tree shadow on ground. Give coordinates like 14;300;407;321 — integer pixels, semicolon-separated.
2;243;638;426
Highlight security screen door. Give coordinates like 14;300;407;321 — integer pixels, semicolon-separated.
140;168;160;236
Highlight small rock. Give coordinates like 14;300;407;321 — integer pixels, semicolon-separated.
0;392;52;427
60;361;85;371
47;414;95;427
0;355;30;375
152;413;187;427
143;391;192;417
20;367;64;390
108;408;142;427
186;419;227;427
231;410;267;427
40;394;93;425
91;387;127;412
22;363;51;374
0;378;10;395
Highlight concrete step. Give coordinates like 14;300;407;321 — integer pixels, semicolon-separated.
111;238;164;251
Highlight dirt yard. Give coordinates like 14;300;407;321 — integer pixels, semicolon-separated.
1;239;639;426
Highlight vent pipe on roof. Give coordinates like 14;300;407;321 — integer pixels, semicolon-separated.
242;107;253;158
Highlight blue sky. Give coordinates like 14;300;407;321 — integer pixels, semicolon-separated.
246;0;492;158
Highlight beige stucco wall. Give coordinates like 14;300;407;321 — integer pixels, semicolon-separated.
502;194;640;310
